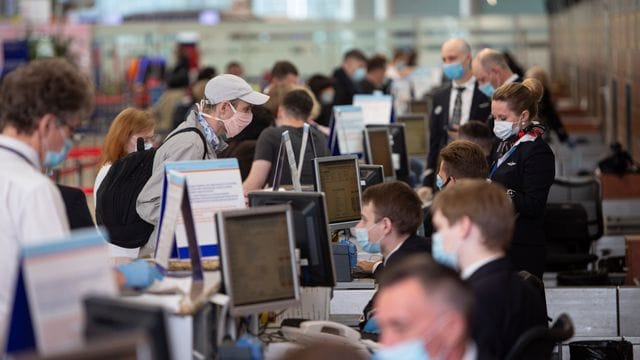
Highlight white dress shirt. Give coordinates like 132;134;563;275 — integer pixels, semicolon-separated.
0;135;70;349
504;73;519;85
448;77;477;125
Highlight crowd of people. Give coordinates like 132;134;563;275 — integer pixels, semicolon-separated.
0;35;569;359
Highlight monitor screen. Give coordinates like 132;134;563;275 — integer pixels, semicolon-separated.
83;296;171;360
314;156;362;227
249;191;335;287
353;94;393;125
369;124;411;181
397;114;428;156
216;205;299;316
359;164;384;192
365;128;395;179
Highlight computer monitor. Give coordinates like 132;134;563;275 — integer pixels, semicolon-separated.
313;155;362;231
397;114;428;156
248;191;335;287
83;296;171;360
364;127;395;180
215;205;300;316
368;124;411;182
353;94;393;125
359;164;384;192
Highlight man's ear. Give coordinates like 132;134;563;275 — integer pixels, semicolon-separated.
37;114;56;135
381;217;394;236
457;216;473;240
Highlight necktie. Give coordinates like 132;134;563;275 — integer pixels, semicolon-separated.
450;86;465;126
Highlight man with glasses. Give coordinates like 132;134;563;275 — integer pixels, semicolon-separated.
0;59;94;347
136;74;269;255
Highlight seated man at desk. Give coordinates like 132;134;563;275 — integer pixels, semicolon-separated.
431;179;547;359
354;182;429;332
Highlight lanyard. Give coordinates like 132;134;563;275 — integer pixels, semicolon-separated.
489;144;518;179
0;144;37;168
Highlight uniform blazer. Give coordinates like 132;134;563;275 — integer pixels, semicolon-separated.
467;257;548;359
490;136;555;246
332;67;359;106
425;81;491;176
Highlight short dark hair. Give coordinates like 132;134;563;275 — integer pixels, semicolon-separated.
0;58;94;134
432;179;515;251
362;181;423;235
438;140;489;179
197;66;217;81
367;55;387;73
271;61;299;80
379;254;473;327
459;121;493;155
343;49;367;62
306;74;334;96
281;89;313;120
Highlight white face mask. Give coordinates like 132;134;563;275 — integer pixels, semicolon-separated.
493;120;519;140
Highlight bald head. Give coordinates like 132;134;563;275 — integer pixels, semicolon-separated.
472;48;514;94
441;38;473;83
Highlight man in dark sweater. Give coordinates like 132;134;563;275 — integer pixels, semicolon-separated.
243;89;329;191
431;179;548;359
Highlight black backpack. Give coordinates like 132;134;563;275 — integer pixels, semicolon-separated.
96;127;207;248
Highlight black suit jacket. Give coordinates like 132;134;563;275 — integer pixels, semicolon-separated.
373;233;431;278
332;67;358;106
57;185;95;230
424;81;491;185
490;136;555;247
467;257;548;359
360;234;430;330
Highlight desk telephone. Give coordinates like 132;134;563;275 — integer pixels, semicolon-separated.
280;320;378;353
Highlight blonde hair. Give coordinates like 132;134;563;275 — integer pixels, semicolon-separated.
492;78;544;122
99;107;155;168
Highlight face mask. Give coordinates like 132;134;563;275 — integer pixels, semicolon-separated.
354;226;381;253
217;102;252;138
436;174;451;191
144;142;153;150
396;61;407;71
43;124;73;169
479;82;495;98
431;231;458;269
493;120;519;141
320;91;334;105
442;62;465;81
352;67;366;82
373;339;430;360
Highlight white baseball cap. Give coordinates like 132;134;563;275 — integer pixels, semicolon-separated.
204;74;269;105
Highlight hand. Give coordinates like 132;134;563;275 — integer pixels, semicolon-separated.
115;260;163;289
357;260;376;273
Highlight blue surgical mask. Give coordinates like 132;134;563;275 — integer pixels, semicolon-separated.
442;62;465;81
320;91;334;105
144;142;153;150
493;120;519;141
479;82;495;98
352;67;366;82
373;339;430;360
354;226;381;253
436;174;451;190
44;137;73;169
431;231;458;269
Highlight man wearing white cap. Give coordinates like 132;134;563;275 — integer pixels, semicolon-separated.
136;74;269;255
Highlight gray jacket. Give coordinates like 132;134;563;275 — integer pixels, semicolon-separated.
136;111;225;254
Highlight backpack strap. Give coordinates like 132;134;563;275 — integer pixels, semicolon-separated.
163;127;208;160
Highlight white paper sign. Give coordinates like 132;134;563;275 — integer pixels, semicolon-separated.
21;229;116;354
333;105;366;155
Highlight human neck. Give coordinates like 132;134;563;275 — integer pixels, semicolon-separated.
277;116;305;128
458;238;504;272
453;71;472;86
381;232;409;258
2;126;40;152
